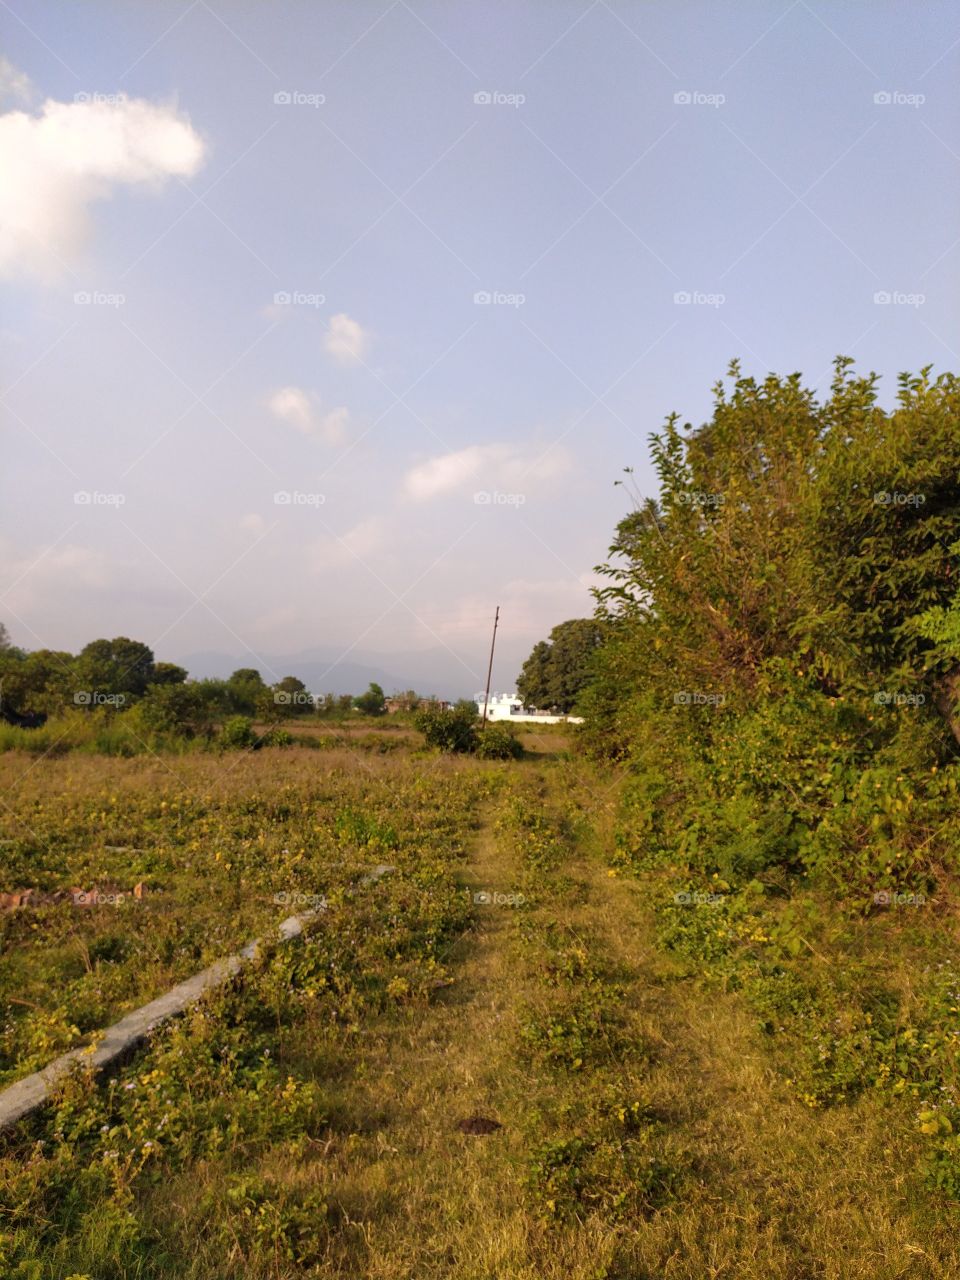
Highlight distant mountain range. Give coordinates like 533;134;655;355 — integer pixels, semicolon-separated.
175;644;515;702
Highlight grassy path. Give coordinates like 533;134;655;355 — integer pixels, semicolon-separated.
139;757;960;1278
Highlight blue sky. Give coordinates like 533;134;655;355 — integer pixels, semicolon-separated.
1;1;957;694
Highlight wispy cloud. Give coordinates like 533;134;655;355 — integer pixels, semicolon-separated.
267;386;349;444
324;312;368;364
0;83;205;279
403;441;572;501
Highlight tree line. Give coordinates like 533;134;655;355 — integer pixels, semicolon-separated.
0;629;424;737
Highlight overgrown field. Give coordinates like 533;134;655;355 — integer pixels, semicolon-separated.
1;728;959;1278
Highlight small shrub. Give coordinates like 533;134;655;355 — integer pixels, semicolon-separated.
414;704;479;753
475;723;523;759
219;715;255;749
260;725;293;748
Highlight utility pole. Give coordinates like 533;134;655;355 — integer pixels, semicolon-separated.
481;606;500;729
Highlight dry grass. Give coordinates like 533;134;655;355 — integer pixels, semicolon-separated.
2;742;959;1277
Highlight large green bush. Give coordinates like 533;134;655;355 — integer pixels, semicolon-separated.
414;703;479;753
475;723;524;760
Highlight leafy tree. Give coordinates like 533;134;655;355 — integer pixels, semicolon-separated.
271;675;312;717
150;662;188;685
517;640;552;708
138;682;222;739
74;637;156;700
226;667;265;714
582;360;960;893
0;648;74;723
518;620;602;712
354;682;386;716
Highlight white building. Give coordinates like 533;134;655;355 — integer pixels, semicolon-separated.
474;692;584;725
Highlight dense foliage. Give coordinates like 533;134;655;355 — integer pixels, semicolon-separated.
415;701;523;759
580;359;960;1187
517;619;603;713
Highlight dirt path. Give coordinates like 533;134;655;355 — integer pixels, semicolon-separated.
188;762;960;1279
289;809;541;1279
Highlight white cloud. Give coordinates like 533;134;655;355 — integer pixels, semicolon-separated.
268;386;313;432
267;386;348;445
0;91;205;280
312;518;383;570
403;441;573;501
324;312;368;364
0;58;32;106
